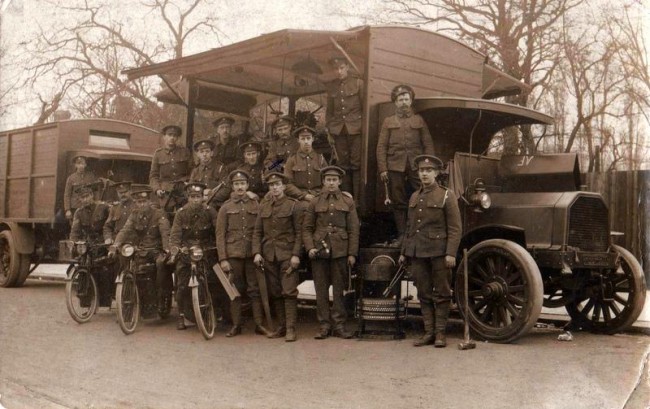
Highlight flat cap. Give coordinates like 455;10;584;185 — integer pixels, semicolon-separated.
229;169;251;183
212;115;235;127
320;165;346;178
71;155;88;164
263;172;289;184
161;125;182;136
73;183;96;195
292;125;317;138
390;84;415;102
185;182;207;195
414;154;444;170
193;139;215;151
328;56;348;66
273;115;294;128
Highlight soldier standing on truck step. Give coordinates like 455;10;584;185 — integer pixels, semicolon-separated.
216;170;273;337
377;85;435;248
398;155;461;348
326;56;364;201
64;155;98;222
149;125;192;211
252;172;302;342
189;139;232;211
284;125;327;204
303;165;360;340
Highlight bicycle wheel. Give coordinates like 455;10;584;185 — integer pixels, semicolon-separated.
116;273;140;335
65;267;98;323
192;274;215;340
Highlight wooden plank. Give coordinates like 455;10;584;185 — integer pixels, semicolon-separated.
31;176;56;219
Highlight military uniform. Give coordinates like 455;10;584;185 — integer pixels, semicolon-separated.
216;170;271;336
189;157;232;208
302;166;360;338
64;170;98;217
326;72;364;197
252;173;302;341
169;184;224;329
264;137;299;173
234;161;266;198
284;150;327;201
401;155;461;347
70;199;110;243
103;195;135;243
377;85;435;244
114;190;171;311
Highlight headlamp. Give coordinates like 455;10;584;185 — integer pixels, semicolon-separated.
121;244;135;257
190;246;204;262
470;178;491;212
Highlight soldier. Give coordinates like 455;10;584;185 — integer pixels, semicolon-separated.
252;172;302;342
326;56;364;200
211;115;249;166
234;141;267;198
377;84;435;247
263;115;299;173
69;183;110;243
113;185;172;316
168;182;224;330
398;155;461;348
216;170;272;337
284;125;328;203
64;155;98;222
189;139;232;210
149;125;192;211
103;181;135;244
302;166;360;339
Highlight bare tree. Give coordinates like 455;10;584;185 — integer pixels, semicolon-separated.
381;0;583;154
21;0;225;128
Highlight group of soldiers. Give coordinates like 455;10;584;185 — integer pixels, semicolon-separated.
66;65;462;347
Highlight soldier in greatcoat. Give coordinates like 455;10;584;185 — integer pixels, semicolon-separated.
252;172;302;342
189;139;232;210
216;170;272;337
284;125;328;203
398;155;461;348
149;125;192;211
302;166;360;339
113;185;171;316
168;182;224;330
377;85;435;247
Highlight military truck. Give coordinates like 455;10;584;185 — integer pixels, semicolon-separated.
0;119;161;287
124;26;646;342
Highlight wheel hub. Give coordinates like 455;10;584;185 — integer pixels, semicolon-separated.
482;277;507;299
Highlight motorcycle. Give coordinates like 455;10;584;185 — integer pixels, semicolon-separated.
114;244;171;335
64;241;113;323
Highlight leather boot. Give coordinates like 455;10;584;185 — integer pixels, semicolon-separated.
176;314;187;330
226;298;242;337
391;209;407;247
434;302;450;348
252;298;273;337
268;298;286;338
285;298;298;342
414;301;435;346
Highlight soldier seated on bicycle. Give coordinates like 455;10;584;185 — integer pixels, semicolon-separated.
111;184;171;314
168;182;221;331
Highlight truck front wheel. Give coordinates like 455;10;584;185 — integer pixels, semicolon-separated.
565;245;646;334
0;230;31;288
455;239;543;343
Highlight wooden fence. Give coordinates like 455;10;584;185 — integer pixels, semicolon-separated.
585;170;649;288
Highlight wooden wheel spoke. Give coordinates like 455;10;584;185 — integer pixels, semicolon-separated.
507;285;524;294
469;276;485;286
480;303;494;322
506;294;525;306
485;257;497;276
471;297;488;313
475;264;491;281
613;294;628;305
608;301;622;316
468;289;483;297
602;303;612;322
592;302;602;322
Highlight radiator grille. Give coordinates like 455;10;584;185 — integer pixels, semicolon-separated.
567;196;610;252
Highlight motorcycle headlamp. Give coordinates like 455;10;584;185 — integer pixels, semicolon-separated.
75;241;88;256
190;246;204;262
121;244;135;258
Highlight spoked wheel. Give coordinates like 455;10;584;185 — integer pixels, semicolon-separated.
565;245;647;334
0;230;31;288
116;273;140;335
455;239;543;343
65;267;98;323
192;274;215;340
